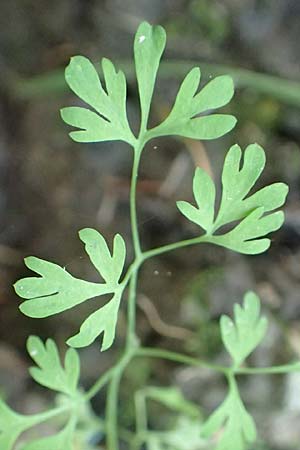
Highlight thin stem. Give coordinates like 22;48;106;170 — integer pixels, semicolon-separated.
106;368;123;450
127;139;145;349
235;363;300;375
134;391;148;440
137;347;229;375
130;143;143;258
126;270;139;349
85;365;116;401
105;139;145;450
23;404;71;429
142;236;208;261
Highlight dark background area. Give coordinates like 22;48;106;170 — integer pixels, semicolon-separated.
0;1;300;448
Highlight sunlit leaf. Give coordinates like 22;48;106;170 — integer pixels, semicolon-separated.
177;167;216;233
67;291;122;351
15;256;110;318
134;21;166;129
61;56;134;144
214;144;288;229
79;228;126;285
177;144;288;254
149;69;236;140
210;208;284;254
15;229;126;350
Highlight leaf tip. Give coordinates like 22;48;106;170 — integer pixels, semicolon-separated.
24;256;35;266
79;227;99;243
26;335;42;358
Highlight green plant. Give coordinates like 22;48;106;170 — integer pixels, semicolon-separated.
3;21;298;450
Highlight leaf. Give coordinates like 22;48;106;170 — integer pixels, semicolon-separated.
149;416;205;450
177;167;216;233
214;144;288;229
147;435;164;450
164;417;205;450
61;56;134;144
0;400;36;450
177;144;288;254
144;386;200;418
15;229;126;350
79;228;126;285
27;336;80;395
21;417;76;450
134;21;166;129
149;67;236;140
0;345;80;449
201;377;256;450
220;291;268;367
143;388;203;450
210;208;284;254
67;291;122;351
61;107;122;143
15;256;111;318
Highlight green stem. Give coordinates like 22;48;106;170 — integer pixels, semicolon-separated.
235;363;300;375
90;124;300;448
106;139;144;450
106;368;123;450
142;235;208;261
133;390;148;449
23;404;71;430
105;349;137;450
85;366;116;401
125;141;144;346
121;235;210;288
137;347;229;375
126;270;139;349
130;143;143;257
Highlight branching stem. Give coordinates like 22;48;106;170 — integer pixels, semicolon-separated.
97;131;299;450
105;139;144;450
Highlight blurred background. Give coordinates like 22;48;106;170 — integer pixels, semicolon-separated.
0;0;300;448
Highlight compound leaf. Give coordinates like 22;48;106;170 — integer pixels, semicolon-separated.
61;55;134;144
67;291;122;351
149;69;236;140
15;229;126;350
220;291;268;367
27;336;80;395
0;344;81;450
177;144;288;254
202;377;256;450
15;256;110;318
134;21;166;129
